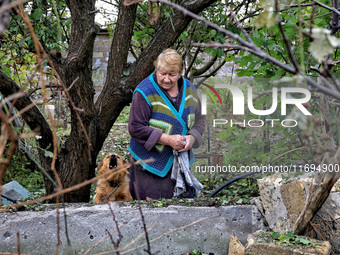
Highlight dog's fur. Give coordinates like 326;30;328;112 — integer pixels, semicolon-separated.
94;153;132;203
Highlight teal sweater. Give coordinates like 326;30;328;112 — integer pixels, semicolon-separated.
129;74;198;177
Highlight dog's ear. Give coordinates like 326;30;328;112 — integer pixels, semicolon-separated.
97;159;104;172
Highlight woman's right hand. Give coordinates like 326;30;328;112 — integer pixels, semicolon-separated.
158;134;186;151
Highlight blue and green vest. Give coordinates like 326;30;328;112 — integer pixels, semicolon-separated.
129;73;198;177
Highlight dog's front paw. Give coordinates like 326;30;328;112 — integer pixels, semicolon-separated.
93;193;102;203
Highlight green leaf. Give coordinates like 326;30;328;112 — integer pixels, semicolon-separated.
295;236;311;245
32;9;44;20
135;30;145;36
42;60;48;68
18;39;25;47
278;235;291;243
44;151;54;158
1;66;11;77
235;198;243;204
272;232;281;239
210;29;217;37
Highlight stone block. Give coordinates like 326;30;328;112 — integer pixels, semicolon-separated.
257;173;291;232
280;180;306;229
228;235;245;255
257;172;317;232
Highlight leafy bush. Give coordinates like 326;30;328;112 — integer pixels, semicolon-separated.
3;153;45;193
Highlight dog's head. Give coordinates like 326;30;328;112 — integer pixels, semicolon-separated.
97;153;128;181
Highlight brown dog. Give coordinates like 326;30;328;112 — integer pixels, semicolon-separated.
94;153;133;203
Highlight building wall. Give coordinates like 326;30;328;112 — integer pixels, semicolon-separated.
93;30;111;101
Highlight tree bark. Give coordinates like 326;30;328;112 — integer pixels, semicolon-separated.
48;0;100;202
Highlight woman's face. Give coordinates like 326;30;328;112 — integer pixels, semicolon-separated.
156;67;181;93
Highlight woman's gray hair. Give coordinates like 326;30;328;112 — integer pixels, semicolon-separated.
154;49;184;74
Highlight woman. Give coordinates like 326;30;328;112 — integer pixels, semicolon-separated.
128;49;206;200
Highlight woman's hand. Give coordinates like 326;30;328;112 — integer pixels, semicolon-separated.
178;135;195;152
158;134;193;151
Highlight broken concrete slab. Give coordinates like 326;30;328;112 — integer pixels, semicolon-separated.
228;235;245;255
257;173;340;254
279;179;306;229
1;181;30;205
0;203;268;255
257;172;293;233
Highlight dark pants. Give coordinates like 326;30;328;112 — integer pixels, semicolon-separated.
128;155;175;200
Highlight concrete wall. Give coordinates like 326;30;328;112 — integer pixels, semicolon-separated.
0;203;268;255
93;30;111;101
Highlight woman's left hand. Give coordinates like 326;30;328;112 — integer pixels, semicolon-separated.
178;135;195;152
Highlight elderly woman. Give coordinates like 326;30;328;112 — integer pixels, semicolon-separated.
128;49;206;200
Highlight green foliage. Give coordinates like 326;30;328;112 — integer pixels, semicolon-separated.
131;177;259;208
255;230;321;250
18;189;48;211
216;124;304;167
0;0;71;88
203;177;259;203
3;153;44;193
233;0;340;79
115;106;130;123
271;231;315;247
189;250;208;255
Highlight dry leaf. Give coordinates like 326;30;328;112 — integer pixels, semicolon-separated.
124;0;145;6
148;2;161;25
146;196;154;202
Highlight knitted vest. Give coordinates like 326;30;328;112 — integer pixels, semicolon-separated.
129;74;198;177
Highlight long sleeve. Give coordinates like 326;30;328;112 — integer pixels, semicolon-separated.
128;92;163;151
187;99;206;148
129;76;206;151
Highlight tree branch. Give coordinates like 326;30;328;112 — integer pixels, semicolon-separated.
312;0;340;16
275;0;300;73
106;2;138;83
190;53;217;78
0;71;53;149
192;42;297;74
329;0;340;34
150;0;298;76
